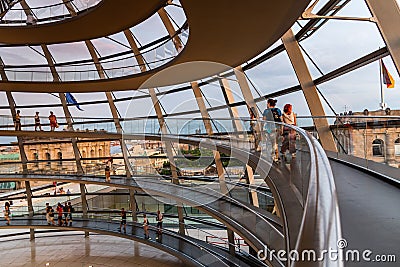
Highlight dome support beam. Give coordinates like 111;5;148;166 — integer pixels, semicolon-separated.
40;43;89;236
0;57;34;240
123;28;186;236
60;0;134;178
281;29;337;152
157;8;183;52
189;81;237;257
365;0;400;77
84;40;134;178
158;8;237;246
219;76;260;208
190;81;236;256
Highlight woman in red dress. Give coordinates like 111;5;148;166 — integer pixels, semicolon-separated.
48;111;58;131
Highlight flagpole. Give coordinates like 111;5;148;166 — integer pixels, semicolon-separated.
379;59;386;110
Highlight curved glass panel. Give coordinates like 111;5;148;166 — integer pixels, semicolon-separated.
0;0;102;25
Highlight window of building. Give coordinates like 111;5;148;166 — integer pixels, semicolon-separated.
91;149;95;163
45;152;51;167
57;152;62;167
33;152;39;168
372;139;384;157
395;138;400;156
338;134;347;154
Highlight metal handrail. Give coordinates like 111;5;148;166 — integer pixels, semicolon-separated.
289;124;343;267
4;217;240;267
164;123;341;266
159;129;342;266
2;114;397;126
0;122;343;266
297;115;400;119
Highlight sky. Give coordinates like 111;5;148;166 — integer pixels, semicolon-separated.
0;0;399;133
244;0;400;118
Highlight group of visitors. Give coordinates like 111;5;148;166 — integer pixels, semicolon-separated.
142;210;163;240
118;208;163;240
262;98;297;162
3;199;164;240
45;202;74;226
14;110;58;131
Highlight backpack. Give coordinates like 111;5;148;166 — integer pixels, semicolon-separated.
271;108;282;122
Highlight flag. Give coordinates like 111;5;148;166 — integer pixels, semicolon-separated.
65;93;83;111
381;59;395;88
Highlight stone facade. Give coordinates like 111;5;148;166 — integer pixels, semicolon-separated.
23;138;110;174
333;109;400;168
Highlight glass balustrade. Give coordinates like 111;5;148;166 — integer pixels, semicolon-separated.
0;116;342;267
0;0;102;25
2;27;189;82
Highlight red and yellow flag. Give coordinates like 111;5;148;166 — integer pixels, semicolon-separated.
381;59;395;88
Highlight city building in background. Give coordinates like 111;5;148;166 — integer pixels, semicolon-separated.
334;109;400;168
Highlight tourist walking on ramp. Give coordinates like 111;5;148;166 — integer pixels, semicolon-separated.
143;214;150;239
49;207;55;225
63;201;69;226
48;111;58;131
45;202;51;225
4;202;11;225
14;110;21;131
107;158;113;182
66;189;71;201
108;157;114;175
34;111;43;131
262;99;282;162
56;202;64;226
105;159;111;182
66;202;73;226
156;210;163;240
118;208;127;234
281;103;297;161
